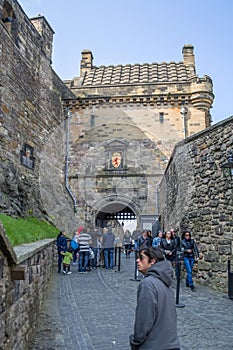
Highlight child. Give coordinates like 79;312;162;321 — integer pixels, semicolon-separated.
61;248;73;274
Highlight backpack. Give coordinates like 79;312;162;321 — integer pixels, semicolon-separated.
70;240;79;251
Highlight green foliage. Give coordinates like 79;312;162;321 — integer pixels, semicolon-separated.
0;213;59;246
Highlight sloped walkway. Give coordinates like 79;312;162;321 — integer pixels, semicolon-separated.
29;254;233;350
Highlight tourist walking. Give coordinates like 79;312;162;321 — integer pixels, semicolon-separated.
181;230;199;291
160;230;176;263
147;230;153;247
152;230;163;247
56;230;68;273
137;229;149;249
78;227;92;273
70;231;80;265
130;246;180;350
171;228;181;250
102;226;115;269
131;226;141;250
123;229;132;257
90;226;102;268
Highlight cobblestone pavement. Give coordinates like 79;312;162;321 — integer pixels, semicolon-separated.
29;253;233;350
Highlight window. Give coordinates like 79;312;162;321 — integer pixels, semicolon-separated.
159;112;164;123
90;114;95;127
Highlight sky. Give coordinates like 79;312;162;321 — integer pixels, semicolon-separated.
18;0;233;124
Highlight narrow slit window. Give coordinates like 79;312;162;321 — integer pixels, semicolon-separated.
159;112;164;123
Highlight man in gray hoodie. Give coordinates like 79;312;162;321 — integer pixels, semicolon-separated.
130;246;180;350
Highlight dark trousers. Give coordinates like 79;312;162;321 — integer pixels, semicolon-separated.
58;252;63;273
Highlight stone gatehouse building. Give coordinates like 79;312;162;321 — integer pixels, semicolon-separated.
62;45;214;229
0;0;232;292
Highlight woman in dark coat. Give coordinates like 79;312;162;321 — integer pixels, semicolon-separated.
56;230;68;273
160;230;176;263
181;230;199;291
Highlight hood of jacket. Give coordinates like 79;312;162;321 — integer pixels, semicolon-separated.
144;260;173;287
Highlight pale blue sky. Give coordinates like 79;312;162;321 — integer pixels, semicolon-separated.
18;0;233;124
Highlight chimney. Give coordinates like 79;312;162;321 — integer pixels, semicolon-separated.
182;44;196;74
80;50;93;77
30;15;54;63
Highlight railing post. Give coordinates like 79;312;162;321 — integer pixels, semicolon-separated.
130;248;140;282
228;259;233;300
114;246;117;266
175;249;185;308
117;247;121;272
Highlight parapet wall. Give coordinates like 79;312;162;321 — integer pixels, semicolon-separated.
0;222;56;350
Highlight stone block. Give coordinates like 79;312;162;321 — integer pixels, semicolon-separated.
198;260;211;270
218;245;231;255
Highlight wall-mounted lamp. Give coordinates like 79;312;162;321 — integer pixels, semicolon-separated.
221;151;233;181
180;102;188;139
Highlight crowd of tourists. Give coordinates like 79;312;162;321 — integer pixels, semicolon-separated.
56;225;117;274
56;225;199;289
56;225;199;350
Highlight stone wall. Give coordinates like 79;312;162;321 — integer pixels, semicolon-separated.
159;116;233;292
0;222;56;350
0;0;75;233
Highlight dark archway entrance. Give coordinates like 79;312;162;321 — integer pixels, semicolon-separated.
95;202;137;228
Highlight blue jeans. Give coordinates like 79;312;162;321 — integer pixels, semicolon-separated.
92;248;99;267
79;251;89;272
183;257;195;286
104;248;114;269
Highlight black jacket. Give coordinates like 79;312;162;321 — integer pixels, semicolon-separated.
181;238;199;258
160;238;176;261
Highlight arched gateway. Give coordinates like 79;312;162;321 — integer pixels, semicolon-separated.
95;200;139;227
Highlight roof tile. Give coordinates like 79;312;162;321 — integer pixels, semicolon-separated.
82;60;190;86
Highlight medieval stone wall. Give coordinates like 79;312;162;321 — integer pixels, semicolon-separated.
0;0;75;232
159;116;233;292
0;222;56;350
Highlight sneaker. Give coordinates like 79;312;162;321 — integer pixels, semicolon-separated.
190;285;195;291
186;283;189;288
67;271;72;274
63;270;67;274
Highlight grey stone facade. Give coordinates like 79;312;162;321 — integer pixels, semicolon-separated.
0;0;75;232
63;46;214;228
159;116;233;292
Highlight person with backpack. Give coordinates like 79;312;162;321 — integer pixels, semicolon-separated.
137;229;149;249
70;231;80;265
181;230;199;291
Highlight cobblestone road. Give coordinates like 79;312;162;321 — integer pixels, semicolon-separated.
29;254;233;350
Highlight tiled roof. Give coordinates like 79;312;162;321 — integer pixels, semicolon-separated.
82;61;192;86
